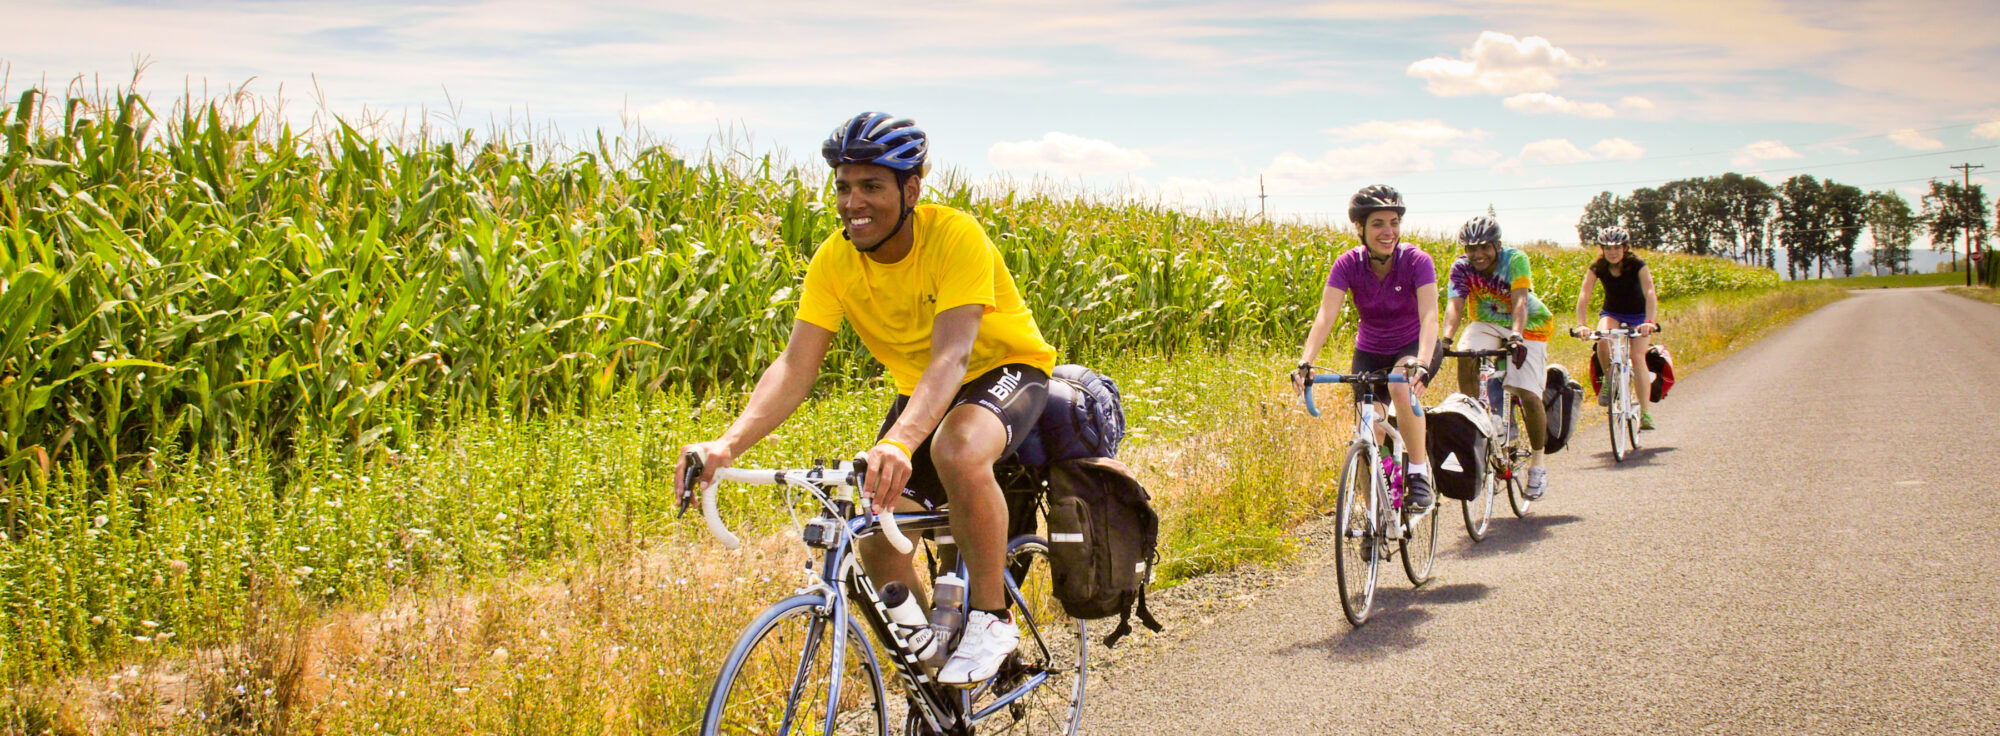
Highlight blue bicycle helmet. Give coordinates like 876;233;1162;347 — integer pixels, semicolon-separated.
1598;226;1628;246
1458;215;1502;245
822;112;928;172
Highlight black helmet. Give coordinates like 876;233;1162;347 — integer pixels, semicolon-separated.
1598;226;1628;246
1347;184;1406;223
822;112;928;172
1458;215;1502;246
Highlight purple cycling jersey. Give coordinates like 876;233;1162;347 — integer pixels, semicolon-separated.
1326;244;1436;354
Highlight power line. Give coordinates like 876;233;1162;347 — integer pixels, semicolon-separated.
1269;144;2000;200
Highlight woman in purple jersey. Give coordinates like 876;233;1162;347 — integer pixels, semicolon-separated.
1293;185;1443;512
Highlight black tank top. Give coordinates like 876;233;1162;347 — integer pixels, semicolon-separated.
1593;257;1647;315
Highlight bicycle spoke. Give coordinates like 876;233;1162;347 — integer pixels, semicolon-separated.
705;600;887;736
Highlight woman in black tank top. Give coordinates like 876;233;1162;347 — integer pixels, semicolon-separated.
1569;227;1660;429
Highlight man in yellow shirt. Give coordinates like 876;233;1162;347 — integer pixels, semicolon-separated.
677;112;1057;686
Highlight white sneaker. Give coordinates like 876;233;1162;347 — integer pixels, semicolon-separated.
936;610;1019;686
1524;466;1548;500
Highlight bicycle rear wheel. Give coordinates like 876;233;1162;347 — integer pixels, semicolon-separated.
1333;442;1380;627
1462;451;1496;542
971;538;1087;736
1505;396;1533;517
702;595;888;736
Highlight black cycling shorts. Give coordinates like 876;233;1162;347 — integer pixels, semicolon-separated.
1349;338;1445;392
878;363;1049;510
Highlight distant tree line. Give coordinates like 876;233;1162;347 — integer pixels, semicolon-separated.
1578;174;1992;279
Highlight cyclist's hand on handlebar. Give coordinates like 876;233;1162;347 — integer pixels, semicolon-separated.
1291;362;1314;393
1506;332;1527;368
1637;322;1658;336
676;441;735;514
1396;356;1429;388
1569;325;1590;338
864;440;914;515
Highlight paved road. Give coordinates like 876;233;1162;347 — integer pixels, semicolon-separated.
1084;288;2000;735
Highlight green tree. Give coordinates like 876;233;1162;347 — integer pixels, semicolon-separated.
1823;181;1868;277
1660;177;1729;256
1921;180;1991;273
1621;187;1669;250
1714;173;1776;266
1577;191;1621;244
1864;191;1917;275
1777;175;1829;279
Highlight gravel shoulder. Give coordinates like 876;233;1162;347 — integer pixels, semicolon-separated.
1081;287;2000;735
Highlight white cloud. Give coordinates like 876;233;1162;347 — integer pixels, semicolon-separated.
634;97;745;125
1888;129;1946;150
1591;138;1646;160
1519;138;1594;165
1260;141;1438;191
1407;31;1596;97
1451;148;1503;166
1618;96;1656;111
1731;140;1803;167
1502;92;1615;118
1975;121;2000;140
1323;119;1486;144
988;132;1153;176
1495;137;1645;174
1152;175;1260;209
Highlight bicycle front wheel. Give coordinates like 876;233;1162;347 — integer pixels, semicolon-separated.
702;594;888;736
1505;396;1534;517
1401;485;1439;586
1609;374;1630;463
972;537;1087;736
1462;452;1496;542
1333;442;1380;627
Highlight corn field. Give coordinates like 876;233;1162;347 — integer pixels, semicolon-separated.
2;86;1783;690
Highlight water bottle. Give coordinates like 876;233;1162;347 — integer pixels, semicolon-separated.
925;571;967;668
877;582;939;663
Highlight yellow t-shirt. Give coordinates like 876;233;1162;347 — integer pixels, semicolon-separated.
797;204;1057;395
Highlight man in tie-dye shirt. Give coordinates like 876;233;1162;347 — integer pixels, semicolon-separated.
1441;216;1555;500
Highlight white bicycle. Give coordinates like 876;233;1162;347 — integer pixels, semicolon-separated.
1574;324;1656;463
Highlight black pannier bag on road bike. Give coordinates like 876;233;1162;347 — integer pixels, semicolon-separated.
1043;456;1163;646
1015;364;1127;468
1542;363;1585;454
1425;393;1496;501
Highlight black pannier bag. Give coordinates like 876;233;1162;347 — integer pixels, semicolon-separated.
1042;456;1163;646
1015;364;1125;467
1542;363;1585;454
1425;393;1496;501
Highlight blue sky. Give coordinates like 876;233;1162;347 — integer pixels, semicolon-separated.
5;0;1999;249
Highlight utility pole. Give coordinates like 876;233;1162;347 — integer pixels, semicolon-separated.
1951;162;1984;287
1258;175;1267;223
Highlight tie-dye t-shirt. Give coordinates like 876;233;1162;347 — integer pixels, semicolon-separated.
1447;247;1553;342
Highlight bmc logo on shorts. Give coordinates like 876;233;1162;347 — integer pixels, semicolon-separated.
988;367;1024;402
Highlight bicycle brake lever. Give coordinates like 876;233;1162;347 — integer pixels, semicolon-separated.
677;451;702;518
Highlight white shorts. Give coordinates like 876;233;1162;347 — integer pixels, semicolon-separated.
1456;322;1547;395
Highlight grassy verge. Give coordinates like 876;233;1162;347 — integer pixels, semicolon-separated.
4;284;1845;734
1947;285;2000;306
1799;271;1964;289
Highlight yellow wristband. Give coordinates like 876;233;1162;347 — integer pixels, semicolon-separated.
875;439;912;459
